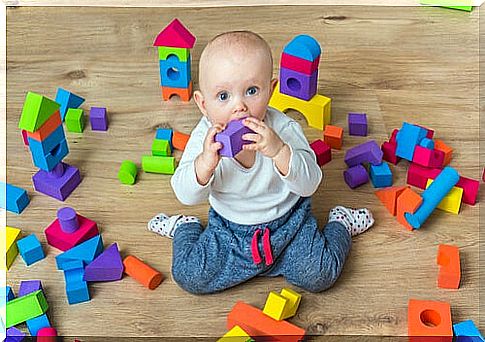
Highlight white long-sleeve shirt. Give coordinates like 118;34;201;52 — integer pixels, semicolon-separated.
170;107;323;225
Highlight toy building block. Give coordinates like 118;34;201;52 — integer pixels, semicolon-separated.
263;291;290;321
408;299;452;342
434;139;453;166
172;131;190;151
280;288;301;319
58;259;84;271
26;110;62;142
280;68;317;101
55;88;85;121
22;129;30;146
123;255;163;290
453;320;485;341
64;267;90;305
348;112;368;136
420;0;472;11
437;244;460;289
142;156;176;174
269;82;331;131
457;176;479;206
218;325;254;342
426;179;463;214
396;187;423;231
152;139;172;157
405;167;460;229
6;326;25;341
84;243;124;282
161;81;193;102
158;46;190;62
282;35;321;62
32;162;81;201
65;108;85;133
344;164;369;189
19;280;43;297
30;138;69;172
375;186;408;216
26;313;51;336
45;208;98;252
57;207;80;233
4;226;22;270
369;162;392;188
55;235;103;269
419;137;434;149
323;125;344;150
18;92;60;133
37;327;58;342
412;146;445;169
1;182;30;214
395;122;428;161
280;52;319;75
227;301;306;342
215;119;255;157
159;56;191;88
4;286;15;302
89;107;108;131
344;140;383;167
27;123;65;156
118;160;138;185
156;128;173;145
381;141;401;165
309;139;331;166
6;290;48;327
389;128;399;144
153;18;196;49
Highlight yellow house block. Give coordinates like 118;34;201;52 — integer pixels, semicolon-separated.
280;288;302;319
263;291;291;321
426;179;463;214
269;82;331;131
217;325;254;341
2;226;22;270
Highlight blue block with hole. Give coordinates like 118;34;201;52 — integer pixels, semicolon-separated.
29;138;69;171
369;162;393;188
16;234;45;266
159;55;191;88
27;124;65;157
454;320;485;341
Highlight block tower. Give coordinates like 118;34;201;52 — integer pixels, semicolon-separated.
270;35;331;130
18;92;81;201
153;18;196;102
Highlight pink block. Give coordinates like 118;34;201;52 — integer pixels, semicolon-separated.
310;139;331;166
280;52;320;75
37;327;57;342
153;18;196;48
22;129;29;146
457;176;479;206
389;129;399;144
381;141;401;165
412;145;445;168
45;214;99;251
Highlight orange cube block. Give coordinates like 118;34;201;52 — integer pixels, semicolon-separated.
434;139;453;166
396;188;422;231
172;131;190;151
323;125;344;150
437;244;460;289
408;299;452;342
161;81;193;102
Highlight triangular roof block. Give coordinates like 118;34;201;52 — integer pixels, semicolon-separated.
56;235;103;269
83;243;124;282
18;92;61;132
55;88;85;121
375;186;408;216
153;18;196;48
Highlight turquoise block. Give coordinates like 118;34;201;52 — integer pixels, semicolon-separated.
159;55;191;88
27;124;65;157
1;182;30;214
16;234;45;266
26;313;50;336
30;138;69;171
395;122;428;161
156;128;173;149
369;162;393;188
453;320;485;341
419;137;435;149
56;235;103;269
283;35;321;62
55;88;85;121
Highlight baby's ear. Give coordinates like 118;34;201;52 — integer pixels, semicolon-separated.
270;78;278;95
193;90;208;117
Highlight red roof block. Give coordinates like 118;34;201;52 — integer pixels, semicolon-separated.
153;18;196;48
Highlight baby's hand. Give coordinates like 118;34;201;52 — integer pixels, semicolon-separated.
197;123;224;174
242;117;285;158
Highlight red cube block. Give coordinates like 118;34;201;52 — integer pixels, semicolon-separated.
310;139;331;166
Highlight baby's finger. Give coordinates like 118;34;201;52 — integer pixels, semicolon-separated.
242;133;261;143
211;141;223;152
243;118;265;133
242;143;258;151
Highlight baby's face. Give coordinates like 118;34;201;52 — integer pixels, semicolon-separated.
195;48;276;126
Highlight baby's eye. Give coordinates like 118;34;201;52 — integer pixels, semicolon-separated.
246;86;259;96
218;92;229;101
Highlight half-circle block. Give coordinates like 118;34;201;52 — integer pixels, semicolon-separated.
283;35;321;62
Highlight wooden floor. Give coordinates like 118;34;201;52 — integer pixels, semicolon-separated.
5;5;483;340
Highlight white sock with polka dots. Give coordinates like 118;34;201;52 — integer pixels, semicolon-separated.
328;206;375;237
147;213;200;239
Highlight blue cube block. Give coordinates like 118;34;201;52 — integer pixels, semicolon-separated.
16;234;45;266
159;55;191;88
26;313;51;336
1;182;30;214
395;122;428;161
369;162;393;188
156;128;173;149
454;320;485;341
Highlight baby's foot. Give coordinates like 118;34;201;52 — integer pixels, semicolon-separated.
328;206;375;237
147;213;199;239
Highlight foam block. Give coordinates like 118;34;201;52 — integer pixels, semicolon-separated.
279;67;317;101
18;280;43;297
142;156;176;174
323;125;344;150
369;162;393;188
282;34;321;62
344;164;369;189
453;320;485;341
16;234;45;266
156;128;173;148
159;56;191;88
4;226;22;270
437;244;460;289
64;267;90;305
348;112;368;136
30;138;69;172
22;129;29;146
218;325;254;342
89;107;108;131
4;286;15;302
65;108;85;133
434;139;453;166
6;327;25;341
26;313;51;336
57;259;84;271
395;122;428;161
158;46;190;62
375;186;408;216
426;179;463;214
412;145;445;168
32;162;81;201
123;255;163;290
215;119;255;157
280;288;302;319
118;160;138;185
152;139;172;157
396;187;423;231
161;81;193;102
6;290;48;327
263;291;290;321
26;110;61;142
55;235;104;269
280;52;319;75
419;137;434;149
84;243;124;282
1;182;30;214
381;141;401;165
309;139;331;166
55;88;85;121
57;207;80;233
408;299;452;342
18;92;60;132
172;131;190;151
344;140;383;167
37;327;58;342
389;128;399;144
153;18;196;48
27;124;66;160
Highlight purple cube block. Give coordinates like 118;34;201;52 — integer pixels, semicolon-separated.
348;112;368;136
344;140;383;167
6;327;25;341
18;280;43;297
279;67;318;101
32;162;81;201
215;119;255;158
344;164;369;189
90;107;108;131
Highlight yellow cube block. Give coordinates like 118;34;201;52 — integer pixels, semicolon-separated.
217;325;253;341
263;291;290;321
280;288;302;319
2;226;22;270
426;179;463;214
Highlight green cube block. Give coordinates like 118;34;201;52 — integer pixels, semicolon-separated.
65;108;85;133
420;0;472;11
142;156;176;174
152;139;172;157
158;46;190;62
118;160;138;185
18;92;61;132
6;290;48;327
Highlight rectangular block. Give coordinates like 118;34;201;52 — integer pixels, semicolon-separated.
6;290;48;327
26;110;62;142
395;123;428;161
32;162;81;201
437;244;460;289
26;313;51;336
45;213;98;252
280;52;319;75
344;140;383;167
426;179;463;214
1;182;30;214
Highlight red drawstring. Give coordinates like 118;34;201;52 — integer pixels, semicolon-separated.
251;227;273;266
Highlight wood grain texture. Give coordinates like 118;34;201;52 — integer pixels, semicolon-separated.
5;5;482;340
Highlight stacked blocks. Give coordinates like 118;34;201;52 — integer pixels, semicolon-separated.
154;18;196;102
65;108;85;133
408;299;452;342
118;160;138;185
215;118;255;157
45;207;99;251
262;288;301;321
4;226;22;270
55;88;85;121
395;122;428;161
1;182;30;214
344;165;369;189
6;290;48;327
156;128;173;149
323;125;343;150
426;179;463;214
437;244;460;289
16;235;45;266
348;113;368;136
55;235;103;269
84;243;124;282
19;91;81;201
453;320;485;341
309;139;331;166
369;162;392;188
123;255;163;290
89;107;108;131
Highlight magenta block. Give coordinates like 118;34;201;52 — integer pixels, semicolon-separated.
32;162;81;201
21;129;29;146
57;207;80;233
84;243;124;282
348;113;368;136
215;119;254;158
279;67;318;101
344;165;369;189
389;129;399;144
310;139;331;166
344;140;383;167
280;52;320;75
18;280;43;297
45;212;99;251
412;145;445;168
90;107;108;131
381;141;401;165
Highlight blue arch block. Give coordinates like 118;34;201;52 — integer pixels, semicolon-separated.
159;55;191;88
283;35;322;62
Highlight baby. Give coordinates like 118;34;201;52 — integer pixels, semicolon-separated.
148;31;374;294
